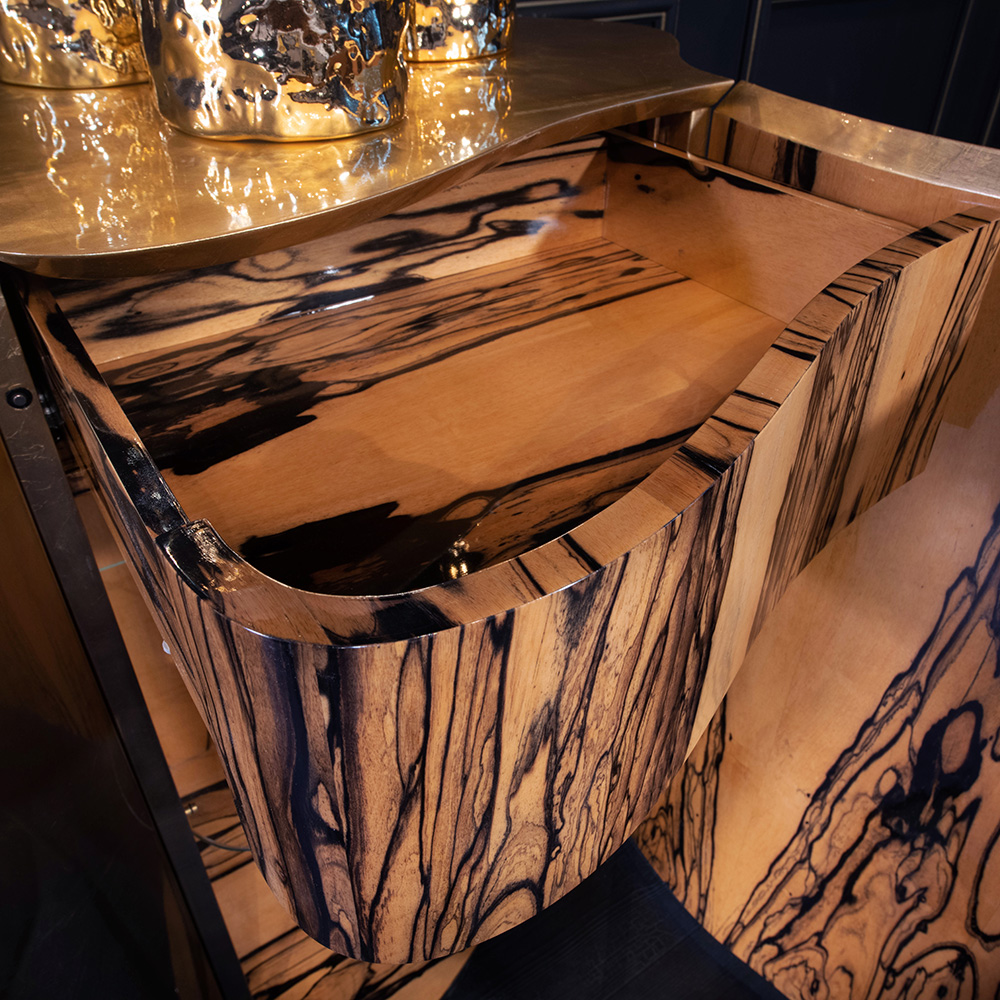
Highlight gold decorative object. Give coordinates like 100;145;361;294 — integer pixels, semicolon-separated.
406;0;511;62
0;0;146;87
135;0;408;141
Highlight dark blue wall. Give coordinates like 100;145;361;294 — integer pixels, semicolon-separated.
515;0;1000;146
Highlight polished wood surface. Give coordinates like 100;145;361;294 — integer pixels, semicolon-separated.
96;241;780;594
636;374;1000;999
0;19;731;278
52;138;914;608
185;781;470;998
21;113;999;960
61;483;469;992
56;136;609;367
5;4;1000;986
63;139;782;594
604;134;912;323
65;272;1000;998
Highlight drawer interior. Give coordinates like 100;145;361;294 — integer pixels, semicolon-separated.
53;132;910;597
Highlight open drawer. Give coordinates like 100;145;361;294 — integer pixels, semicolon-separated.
7;31;1000;966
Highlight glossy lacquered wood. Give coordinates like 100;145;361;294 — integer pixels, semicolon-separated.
55;137;609;367
0;19;730;278
637;376;1000;1000
20;111;1000;962
59;140;789;597
97;239;781;594
603;134;912;323
76;481;469;995
53;138;909;603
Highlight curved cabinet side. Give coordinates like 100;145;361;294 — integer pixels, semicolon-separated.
20;208;1000;962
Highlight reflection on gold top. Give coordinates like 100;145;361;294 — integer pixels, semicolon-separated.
19;86;416;236
0;20;734;276
24;89;172;247
136;0;408;140
411;54;509;162
0;0;146;87
406;0;510;62
11;50;510;251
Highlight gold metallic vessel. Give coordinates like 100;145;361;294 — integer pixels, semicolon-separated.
406;0;511;62
136;0;408;141
0;0;146;87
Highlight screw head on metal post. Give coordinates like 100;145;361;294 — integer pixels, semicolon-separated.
5;387;33;409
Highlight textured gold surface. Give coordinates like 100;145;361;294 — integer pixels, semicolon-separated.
412;52;509;155
0;19;732;276
137;0;407;140
0;0;145;87
406;0;511;62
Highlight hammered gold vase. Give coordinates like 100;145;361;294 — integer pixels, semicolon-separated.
136;0;408;141
0;0;146;87
406;0;511;62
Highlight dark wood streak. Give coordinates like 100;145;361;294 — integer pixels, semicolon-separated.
185;776;467;998
637;494;1000;1000
733;502;1000;997
234;423;699;596
241;929;459;1000
55;137;609;351
632;703;726;925
720;120;821;199
97;240;696;591
102;243;676;474
970;822;1000;946
751;216;1000;640
733;388;781;408
607;135;787;197
770;343;816;363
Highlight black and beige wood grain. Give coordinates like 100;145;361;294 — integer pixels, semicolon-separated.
61;141;783;596
97;238;772;594
19;129;1000;963
56;138;611;365
183;780;470;998
635;380;1000;1000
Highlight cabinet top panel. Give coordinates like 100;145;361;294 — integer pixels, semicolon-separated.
0;19;729;279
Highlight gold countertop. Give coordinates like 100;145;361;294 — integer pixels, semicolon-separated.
0;19;730;278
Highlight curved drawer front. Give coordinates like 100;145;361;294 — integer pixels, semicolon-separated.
21;195;999;960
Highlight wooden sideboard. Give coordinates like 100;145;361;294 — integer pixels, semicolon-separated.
3;17;1000;999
